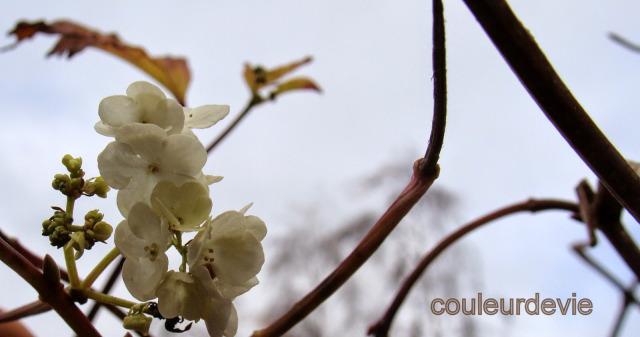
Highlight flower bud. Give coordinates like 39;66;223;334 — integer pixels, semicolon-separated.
91;221;113;241
70;232;86;259
84;210;104;225
49;226;70;248
52;174;71;191
43;254;61;285
62;154;83;174
123;313;152;335
92;177;110;198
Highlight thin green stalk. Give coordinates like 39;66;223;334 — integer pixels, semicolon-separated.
63;242;80;288
81;247;120;289
65;197;75;218
81;288;136;309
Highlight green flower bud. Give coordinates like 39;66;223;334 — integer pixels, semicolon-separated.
70;177;84;190
62;154;83;173
49;226;70;248
52;174;71;191
93;177;110;197
69;232;86;259
123;314;152;335
84;210;104;225
91;221;113;241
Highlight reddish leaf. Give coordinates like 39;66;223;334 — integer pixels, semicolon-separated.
7;20;190;105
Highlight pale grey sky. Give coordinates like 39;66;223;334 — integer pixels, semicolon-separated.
1;0;639;336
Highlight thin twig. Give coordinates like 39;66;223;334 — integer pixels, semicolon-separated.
0;300;50;323
421;0;447;176
87;256;124;321
609;296;632;337
0;236;101;337
206;96;262;153
609;33;640;53
460;0;640;225
368;198;578;337
572;245;638;305
251;159;439;337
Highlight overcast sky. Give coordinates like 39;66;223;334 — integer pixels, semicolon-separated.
1;0;639;336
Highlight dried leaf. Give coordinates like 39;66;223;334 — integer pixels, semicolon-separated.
264;56;312;86
7;20;190;104
270;76;322;99
244;56;314;93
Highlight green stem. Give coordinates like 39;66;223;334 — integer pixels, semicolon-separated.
65;197;75;219
174;232;187;272
81;247;120;289
63;242;80;288
81;288;136;309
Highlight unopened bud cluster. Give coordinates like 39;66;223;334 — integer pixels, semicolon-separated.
43;154;113;251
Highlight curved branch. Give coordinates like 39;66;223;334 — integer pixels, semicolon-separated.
251;159;439;337
460;0;640;225
368;198;579;337
421;0;447;175
0;236;101;337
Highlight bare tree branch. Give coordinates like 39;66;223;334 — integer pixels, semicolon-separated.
461;0;640;225
421;0;447;176
609;33;640;53
368;198;579;337
251;159;439;337
0;236;101;337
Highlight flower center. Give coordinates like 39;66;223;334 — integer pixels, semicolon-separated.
143;243;159;261
147;164;159;174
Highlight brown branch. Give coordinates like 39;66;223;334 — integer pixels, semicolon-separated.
206;96;261;153
368;198;578;337
582;182;640;281
0;236;101;337
0;230;69;282
460;0;640;225
0;301;50;323
251;159;439;337
421;0;447;176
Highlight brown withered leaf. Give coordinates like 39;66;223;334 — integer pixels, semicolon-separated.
7;20;190;105
243;56;320;99
270;76;321;99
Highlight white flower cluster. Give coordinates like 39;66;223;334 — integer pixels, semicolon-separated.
96;81;266;336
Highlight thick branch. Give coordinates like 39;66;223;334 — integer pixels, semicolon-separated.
251;159;438;337
0;237;101;337
421;0;447;175
368;198;578;337
0;230;69;282
461;0;640;224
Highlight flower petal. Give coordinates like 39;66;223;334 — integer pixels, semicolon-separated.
151;181;211;231
127;203;168;244
114;220;145;258
126;81;165;101
122;254;168;301
160;133;207;176
98;95;141;127
185;105;229;129
97;141;147;189
211;232;264;285
202;299;232;337
115;123;166;165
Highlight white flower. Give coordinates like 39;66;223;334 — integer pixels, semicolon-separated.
151;180;212;232
114;202;171;301
98;123;207;216
187;208;266;299
95;81;185;136
156;270;237;337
